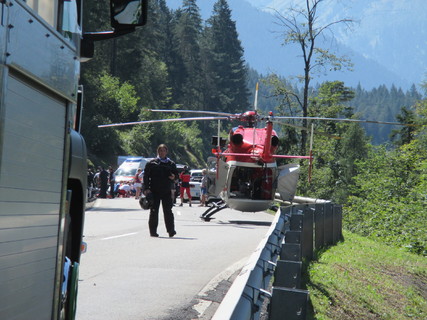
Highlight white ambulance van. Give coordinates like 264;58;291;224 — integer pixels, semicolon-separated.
114;157;153;182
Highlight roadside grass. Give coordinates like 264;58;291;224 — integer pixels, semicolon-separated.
304;230;427;320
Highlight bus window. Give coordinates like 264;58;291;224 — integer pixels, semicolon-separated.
25;0;58;28
62;0;82;42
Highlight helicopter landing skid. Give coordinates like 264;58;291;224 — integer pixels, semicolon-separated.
200;201;227;222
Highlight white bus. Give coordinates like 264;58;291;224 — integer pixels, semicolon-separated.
0;1;147;319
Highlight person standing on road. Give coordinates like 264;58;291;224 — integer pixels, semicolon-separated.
143;144;178;237
108;166;116;198
98;166;109;198
199;169;208;207
87;168;95;198
134;168;143;199
179;166;192;207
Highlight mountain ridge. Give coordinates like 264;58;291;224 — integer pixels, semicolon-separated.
167;0;426;90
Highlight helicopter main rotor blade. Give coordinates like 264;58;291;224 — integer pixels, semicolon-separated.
98;116;229;128
273;116;417;126
148;109;236;117
213;151;312;160
271;120;341;140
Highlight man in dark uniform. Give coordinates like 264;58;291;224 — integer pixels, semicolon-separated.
143;144;178;237
98;166;109;198
108;166;115;198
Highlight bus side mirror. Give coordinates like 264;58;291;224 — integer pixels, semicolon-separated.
82;0;148;60
110;0;148;29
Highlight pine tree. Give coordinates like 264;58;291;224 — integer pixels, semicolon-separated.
112;0;171;108
390;106;417;146
202;0;249;113
171;0;204;109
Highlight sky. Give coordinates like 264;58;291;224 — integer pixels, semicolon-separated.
167;0;427;89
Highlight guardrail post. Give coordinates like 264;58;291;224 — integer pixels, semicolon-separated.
302;207;314;260
268;287;309;320
324;202;334;246
285;230;301;244
290;211;303;231
314;203;325;250
273;260;302;289
280;206;292;234
280;243;301;261
333;205;343;243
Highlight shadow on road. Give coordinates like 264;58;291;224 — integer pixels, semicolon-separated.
88;207;142;212
184;220;272;228
224;220;272;226
159;236;198;240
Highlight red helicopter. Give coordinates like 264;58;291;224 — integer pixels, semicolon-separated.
202;109;311;221
99;108;313;221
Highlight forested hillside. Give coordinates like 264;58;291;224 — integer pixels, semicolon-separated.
81;0;249;166
81;0;426;255
247;70;423;145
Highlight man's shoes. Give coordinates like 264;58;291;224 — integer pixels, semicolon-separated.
169;231;176;238
189;203;192;207
179;203;183;207
150;233;159;237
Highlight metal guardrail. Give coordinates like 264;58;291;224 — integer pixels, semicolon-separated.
212;200;343;320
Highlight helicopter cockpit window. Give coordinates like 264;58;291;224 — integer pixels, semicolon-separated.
229;167;276;200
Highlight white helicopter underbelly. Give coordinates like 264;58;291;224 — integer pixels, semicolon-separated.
225;197;272;212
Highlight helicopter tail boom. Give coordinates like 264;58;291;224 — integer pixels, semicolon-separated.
272;155;312;159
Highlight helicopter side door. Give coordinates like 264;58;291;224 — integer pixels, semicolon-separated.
207;157;228;198
277;164;300;201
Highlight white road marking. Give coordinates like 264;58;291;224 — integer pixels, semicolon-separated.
101;232;138;241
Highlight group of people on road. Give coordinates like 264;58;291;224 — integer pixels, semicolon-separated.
88;166;139;199
88;166;116;199
90;143;210;238
178;166;209;207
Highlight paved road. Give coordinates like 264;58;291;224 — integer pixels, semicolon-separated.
76;198;275;320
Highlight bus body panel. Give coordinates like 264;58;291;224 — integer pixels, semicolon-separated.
0;1;146;318
0;2;78;319
6;1;79;101
0;73;67;319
